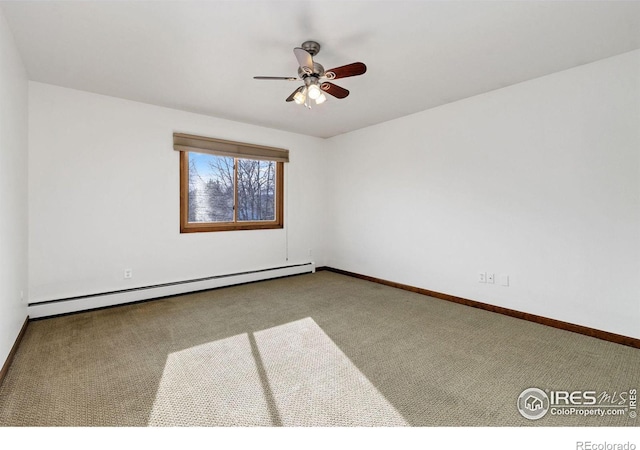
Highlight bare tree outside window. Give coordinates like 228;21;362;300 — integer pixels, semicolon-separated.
187;158;199;223
186;153;276;224
204;155;234;222
237;159;276;221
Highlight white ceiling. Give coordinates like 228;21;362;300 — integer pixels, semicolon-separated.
2;1;640;138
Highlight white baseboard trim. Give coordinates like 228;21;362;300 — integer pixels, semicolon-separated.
28;262;315;319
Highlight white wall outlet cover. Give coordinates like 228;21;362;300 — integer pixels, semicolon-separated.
478;272;486;283
500;274;509;286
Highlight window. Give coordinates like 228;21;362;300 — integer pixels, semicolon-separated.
174;133;288;233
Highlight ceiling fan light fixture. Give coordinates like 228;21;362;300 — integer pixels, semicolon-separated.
315;92;327;104
307;83;321;100
293;87;307;105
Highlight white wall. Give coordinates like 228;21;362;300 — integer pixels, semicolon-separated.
0;11;28;363
326;50;640;339
26;51;640;340
28;82;326;304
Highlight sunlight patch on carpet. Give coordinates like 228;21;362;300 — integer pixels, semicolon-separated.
148;317;407;426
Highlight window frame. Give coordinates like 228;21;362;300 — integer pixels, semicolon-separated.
179;151;284;233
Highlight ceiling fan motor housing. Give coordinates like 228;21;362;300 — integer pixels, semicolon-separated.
298;62;325;78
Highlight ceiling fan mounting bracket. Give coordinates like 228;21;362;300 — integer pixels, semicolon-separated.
301;40;321;56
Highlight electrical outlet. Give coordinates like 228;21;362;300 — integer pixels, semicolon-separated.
487;273;495;284
124;269;133;279
500;274;510;287
478;272;486;283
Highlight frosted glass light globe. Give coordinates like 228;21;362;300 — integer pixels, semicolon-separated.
308;84;321;100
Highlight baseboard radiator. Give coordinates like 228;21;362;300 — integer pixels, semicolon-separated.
28;262;315;319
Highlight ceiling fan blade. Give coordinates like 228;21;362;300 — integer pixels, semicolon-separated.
294;47;314;73
324;62;367;80
320;82;349;99
286;86;304;102
254;76;298;81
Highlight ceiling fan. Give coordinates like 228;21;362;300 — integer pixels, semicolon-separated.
254;40;367;108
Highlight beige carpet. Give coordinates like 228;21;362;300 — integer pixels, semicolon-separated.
148;317;407;426
0;271;638;426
